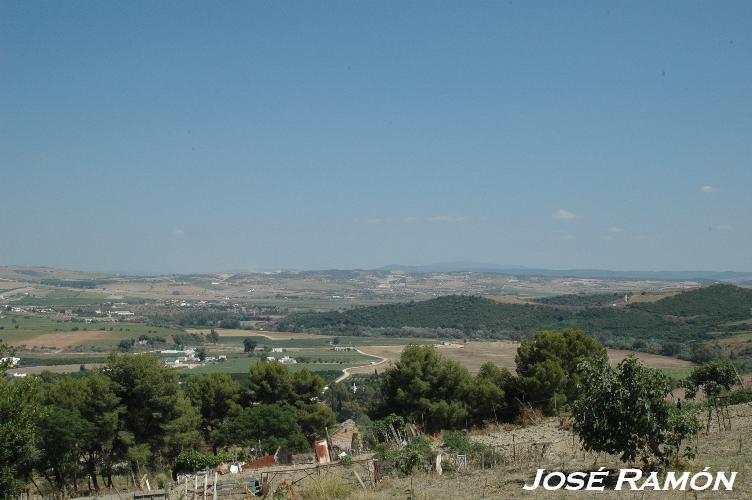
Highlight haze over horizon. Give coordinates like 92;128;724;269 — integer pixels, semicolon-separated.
2;1;751;274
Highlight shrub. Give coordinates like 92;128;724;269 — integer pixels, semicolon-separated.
375;437;435;476
572;356;698;468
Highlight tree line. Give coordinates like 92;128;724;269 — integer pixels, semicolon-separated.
0;345;334;497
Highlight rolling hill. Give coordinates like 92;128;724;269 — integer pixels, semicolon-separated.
275;284;752;364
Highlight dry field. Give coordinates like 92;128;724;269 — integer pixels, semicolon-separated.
10;330;116;348
607;349;694;368
486;295;533;305
357;342;693;374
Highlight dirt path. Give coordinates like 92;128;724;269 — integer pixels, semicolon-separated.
334;349;389;383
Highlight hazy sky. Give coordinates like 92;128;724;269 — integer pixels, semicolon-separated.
1;1;750;274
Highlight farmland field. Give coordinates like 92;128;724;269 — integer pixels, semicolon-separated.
357;341;694;374
0;314;182;349
3;314;695;382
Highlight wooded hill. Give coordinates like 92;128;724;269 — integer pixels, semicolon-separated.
276;284;752;364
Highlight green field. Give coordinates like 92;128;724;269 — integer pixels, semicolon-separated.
659;367;694;380
0;313;182;348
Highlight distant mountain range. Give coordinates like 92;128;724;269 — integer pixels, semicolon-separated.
376;262;752;283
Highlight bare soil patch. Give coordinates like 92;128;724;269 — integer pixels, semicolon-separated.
486;295;532;305
8;330;116;348
607;349;694;368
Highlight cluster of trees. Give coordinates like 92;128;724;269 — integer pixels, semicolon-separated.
117;330;222;353
0;346;334;497
146;307;278;329
363;331;741;472
375;329;605;432
276;295;567;334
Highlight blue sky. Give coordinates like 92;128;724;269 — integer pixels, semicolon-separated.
1;1;750;273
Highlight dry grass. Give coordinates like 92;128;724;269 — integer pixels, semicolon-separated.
10;330;116;348
607;349;694;368
486;295;533;305
357;342;692;374
300;471;353;499
351;403;752;499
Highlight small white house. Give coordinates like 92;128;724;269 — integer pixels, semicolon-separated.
111;310;134;317
1;357;21;367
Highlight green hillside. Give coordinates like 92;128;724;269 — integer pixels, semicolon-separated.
633;284;752;320
277;295;564;334
275;285;752;365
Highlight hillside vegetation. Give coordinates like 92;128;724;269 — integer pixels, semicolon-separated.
276;285;752;365
634;283;752;319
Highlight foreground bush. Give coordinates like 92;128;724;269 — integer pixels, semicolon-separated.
375;437;435;476
572;356;699;468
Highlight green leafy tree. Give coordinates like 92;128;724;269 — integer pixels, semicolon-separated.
572;356;696;468
291;368;324;403
683;361;738;432
217;404;309;454
196;347;207;362
295;402;336;442
218;319;241;329
106;353;200;471
247;361;332;441
243;338;257;353
325;377;382;421
42;372;122;491
515;329;607;414
185;373;241;453
36;406;94;495
0;374;43;497
380;344;472;432
117;339;134;352
249;360;295;404
466;362;510;425
208;329;220;344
